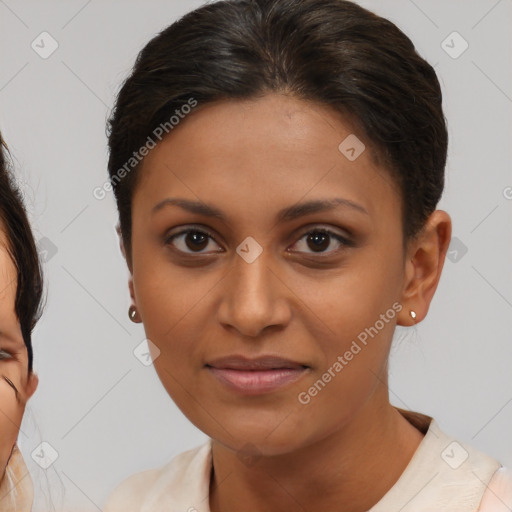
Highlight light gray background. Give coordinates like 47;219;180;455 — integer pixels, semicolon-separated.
0;1;511;510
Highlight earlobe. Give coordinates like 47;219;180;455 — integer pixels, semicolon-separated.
117;222;140;320
126;248;143;322
128;275;135;303
398;210;452;326
128;276;142;323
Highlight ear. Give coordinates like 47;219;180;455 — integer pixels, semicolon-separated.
26;372;38;400
116;222;128;264
116;222;140;321
397;210;452;326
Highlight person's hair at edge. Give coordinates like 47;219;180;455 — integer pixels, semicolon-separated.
0;131;44;374
106;0;447;263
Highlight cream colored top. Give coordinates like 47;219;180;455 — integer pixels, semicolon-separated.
103;410;512;511
0;443;33;512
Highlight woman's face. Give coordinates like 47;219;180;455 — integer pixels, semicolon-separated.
0;224;38;478
128;93;414;455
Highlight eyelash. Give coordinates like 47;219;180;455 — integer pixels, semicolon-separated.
164;226;353;257
0;349;13;360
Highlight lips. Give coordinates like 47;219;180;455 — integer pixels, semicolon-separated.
205;355;308;371
205;355;309;394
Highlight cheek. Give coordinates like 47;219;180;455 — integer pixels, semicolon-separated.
132;262;217;395
133;236;216;329
289;250;401;353
300;316;395;410
134;262;215;352
0;383;24;476
284;259;401;429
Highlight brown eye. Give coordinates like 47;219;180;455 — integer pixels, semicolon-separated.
306;231;331;252
165;228;222;254
290;228;353;255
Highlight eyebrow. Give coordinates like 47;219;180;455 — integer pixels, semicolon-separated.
152;197;369;223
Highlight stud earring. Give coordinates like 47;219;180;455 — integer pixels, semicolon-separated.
128;305;139;322
409;310;417;320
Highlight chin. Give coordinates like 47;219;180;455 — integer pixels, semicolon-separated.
201;413;312;458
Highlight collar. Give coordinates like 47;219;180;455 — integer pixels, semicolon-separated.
108;410;501;512
369;409;501;511
0;443;34;512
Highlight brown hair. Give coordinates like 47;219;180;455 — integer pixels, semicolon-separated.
107;0;447;263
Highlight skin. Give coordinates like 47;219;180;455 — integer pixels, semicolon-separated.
0;221;38;484
121;93;451;511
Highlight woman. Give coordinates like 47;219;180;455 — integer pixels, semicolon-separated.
0;132;42;511
103;0;512;510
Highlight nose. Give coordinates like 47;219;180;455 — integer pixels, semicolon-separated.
216;249;292;338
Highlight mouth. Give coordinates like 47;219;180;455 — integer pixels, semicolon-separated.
205;355;310;395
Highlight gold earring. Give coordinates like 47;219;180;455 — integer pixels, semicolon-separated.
409;310;417;320
128;305;138;322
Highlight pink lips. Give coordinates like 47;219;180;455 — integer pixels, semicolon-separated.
205;355;309;395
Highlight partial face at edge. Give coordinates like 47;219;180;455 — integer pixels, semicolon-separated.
0;222;38;480
127;93;409;455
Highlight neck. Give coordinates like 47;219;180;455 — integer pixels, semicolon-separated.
209;392;425;512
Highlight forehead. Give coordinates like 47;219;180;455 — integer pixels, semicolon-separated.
134;93;401;224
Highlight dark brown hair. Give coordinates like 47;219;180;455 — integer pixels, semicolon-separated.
107;0;447;263
0;132;44;373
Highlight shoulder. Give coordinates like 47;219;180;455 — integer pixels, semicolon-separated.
101;467;161;512
102;439;212;512
479;466;512;511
